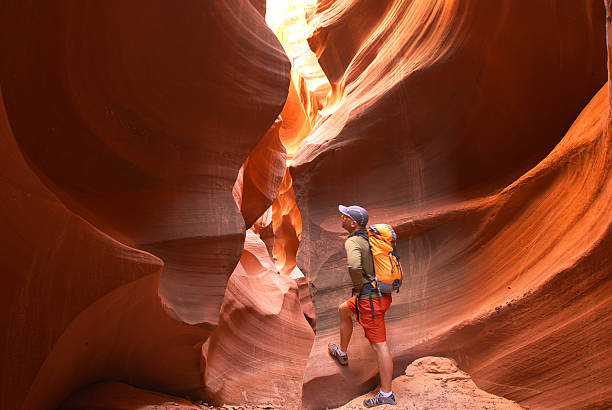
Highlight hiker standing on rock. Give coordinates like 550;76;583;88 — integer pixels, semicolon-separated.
328;205;396;407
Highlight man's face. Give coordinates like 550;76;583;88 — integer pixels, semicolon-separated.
341;214;356;232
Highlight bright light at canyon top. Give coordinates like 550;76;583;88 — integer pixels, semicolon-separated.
265;0;330;101
265;0;332;161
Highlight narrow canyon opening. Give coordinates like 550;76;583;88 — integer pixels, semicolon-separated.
264;0;331;275
231;0;337;325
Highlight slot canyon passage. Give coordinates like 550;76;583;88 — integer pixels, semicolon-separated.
1;0;611;409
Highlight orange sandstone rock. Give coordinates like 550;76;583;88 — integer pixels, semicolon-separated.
0;0;290;328
234;118;287;230
202;231;314;408
291;267;317;332
307;0;394;86
293;1;610;408
0;90;167;410
1;0;610;409
391;83;612;409
271;169;303;276
0;0;290;408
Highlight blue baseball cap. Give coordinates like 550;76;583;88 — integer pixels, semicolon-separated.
338;205;369;226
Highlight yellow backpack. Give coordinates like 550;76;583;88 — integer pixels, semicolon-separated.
367;224;403;294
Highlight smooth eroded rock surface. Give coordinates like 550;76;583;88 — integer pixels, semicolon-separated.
1;0;290;327
0;1;290;409
202;231;314;407
234;118;287;230
2;0;611;409
0;90;169;410
294;1;610;408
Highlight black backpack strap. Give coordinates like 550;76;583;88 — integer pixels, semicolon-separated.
349;230;369;243
351;288;360;322
359;282;378;318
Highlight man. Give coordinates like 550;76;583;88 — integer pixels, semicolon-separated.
328;205;396;407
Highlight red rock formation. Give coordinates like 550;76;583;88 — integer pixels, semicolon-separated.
271;169;304;276
202;231;314;407
249;0;267;18
0;90;168;409
393;83;611;409
2;0;610;408
292;269;317;332
0;0;290;328
608;1;612;102
0;1;291;408
295;0;607;203
252;207;276;259
267;0;333;159
234;118;287;229
279;79;316;160
307;0;394;85
292;1;610;408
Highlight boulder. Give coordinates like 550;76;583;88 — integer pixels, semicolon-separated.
335;357;522;409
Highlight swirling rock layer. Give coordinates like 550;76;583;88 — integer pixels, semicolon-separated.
293;0;610;408
0;90;166;410
0;1;290;409
0;0;290;327
1;0;611;409
203;231;314;407
395;84;612;409
234;118;287;230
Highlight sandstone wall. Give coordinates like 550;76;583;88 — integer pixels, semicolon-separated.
1;0;610;409
292;1;611;408
0;1;290;408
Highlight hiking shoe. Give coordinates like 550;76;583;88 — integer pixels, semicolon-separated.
364;391;396;407
327;343;348;366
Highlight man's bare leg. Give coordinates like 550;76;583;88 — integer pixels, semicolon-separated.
370;341;393;392
338;301;353;352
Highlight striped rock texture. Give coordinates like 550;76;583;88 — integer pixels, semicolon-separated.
0;1;290;409
203;231;314;407
292;0;611;408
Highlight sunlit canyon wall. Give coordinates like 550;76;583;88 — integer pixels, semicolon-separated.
292;0;611;409
0;0;610;409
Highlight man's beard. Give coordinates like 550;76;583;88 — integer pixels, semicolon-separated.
342;220;353;232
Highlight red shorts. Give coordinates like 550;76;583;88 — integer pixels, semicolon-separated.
347;294;392;343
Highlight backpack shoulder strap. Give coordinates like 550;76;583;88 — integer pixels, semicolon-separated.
348;229;369;244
